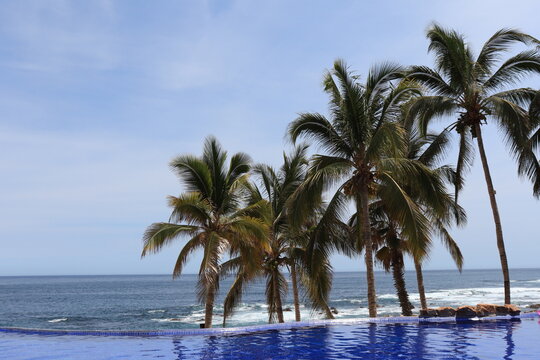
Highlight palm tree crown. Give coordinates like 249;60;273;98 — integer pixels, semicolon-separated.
141;136;266;328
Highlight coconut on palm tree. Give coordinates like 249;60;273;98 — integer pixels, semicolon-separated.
141;136;267;328
288;60;449;317
406;25;540;304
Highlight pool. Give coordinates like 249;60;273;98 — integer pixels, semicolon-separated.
1;317;539;359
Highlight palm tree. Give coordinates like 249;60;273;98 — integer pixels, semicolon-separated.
141;136;266;328
358;136;465;317
397;111;467;310
221;146;342;324
406;25;540;304
372;213;415;316
288;60;447;317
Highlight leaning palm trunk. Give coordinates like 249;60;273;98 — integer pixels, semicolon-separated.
414;258;428;311
290;262;301;322
358;187;377;317
475;124;511;304
391;254;413;316
204;285;216;328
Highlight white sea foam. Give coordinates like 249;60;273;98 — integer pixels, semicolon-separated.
407;286;540;308
48;318;67;323
224;287;540;325
151;318;184;323
150;286;540;327
147;309;166;313
378;293;398;300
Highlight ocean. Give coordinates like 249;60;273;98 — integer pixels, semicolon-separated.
1;269;539;330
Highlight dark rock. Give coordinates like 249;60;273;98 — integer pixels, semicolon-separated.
283;307;292;312
419;308;438;318
330;307;338;315
435;307;456;317
456;306;477;318
476;304;497;317
527;303;540;309
505;304;521;316
495;305;509;316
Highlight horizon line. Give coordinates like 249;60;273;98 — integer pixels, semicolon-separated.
2;267;540;277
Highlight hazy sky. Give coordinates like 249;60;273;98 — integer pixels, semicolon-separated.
1;0;539;276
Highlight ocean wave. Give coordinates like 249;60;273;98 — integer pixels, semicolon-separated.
407;286;540;308
47;318;67;323
145;286;540;327
378;293;398;300
150;318;185;323
333;298;364;304
147;309;166;313
511;279;540;283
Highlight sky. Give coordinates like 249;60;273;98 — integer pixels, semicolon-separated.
1;0;539;276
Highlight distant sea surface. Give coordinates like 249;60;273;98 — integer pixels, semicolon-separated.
1;269;539;330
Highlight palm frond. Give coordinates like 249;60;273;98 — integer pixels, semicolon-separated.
484;96;529;155
405;65;456;97
454;128;475;202
426;23;473;92
483;50;540;91
196;232;226;303
406;96;458;136
172;233;205;278
288;113;352;157
170;155;213;198
141;223;200;256
167;192;211;225
227;152;252;185
476;28;540;78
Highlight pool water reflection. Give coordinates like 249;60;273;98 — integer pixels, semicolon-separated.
1;318;539;359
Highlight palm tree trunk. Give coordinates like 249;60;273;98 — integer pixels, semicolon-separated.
475;124;511;304
204;285;215;328
358;186;377;317
290;262;301;322
272;272;285;323
391;253;413;316
414;258;428;311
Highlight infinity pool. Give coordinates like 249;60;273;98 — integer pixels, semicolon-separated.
1;318;539;359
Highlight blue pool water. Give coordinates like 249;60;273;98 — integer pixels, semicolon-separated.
1;318;539;359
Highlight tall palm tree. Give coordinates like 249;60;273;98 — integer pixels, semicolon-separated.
141;137;266;328
221;146;342;324
406;25;540;304
288;60;447;317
